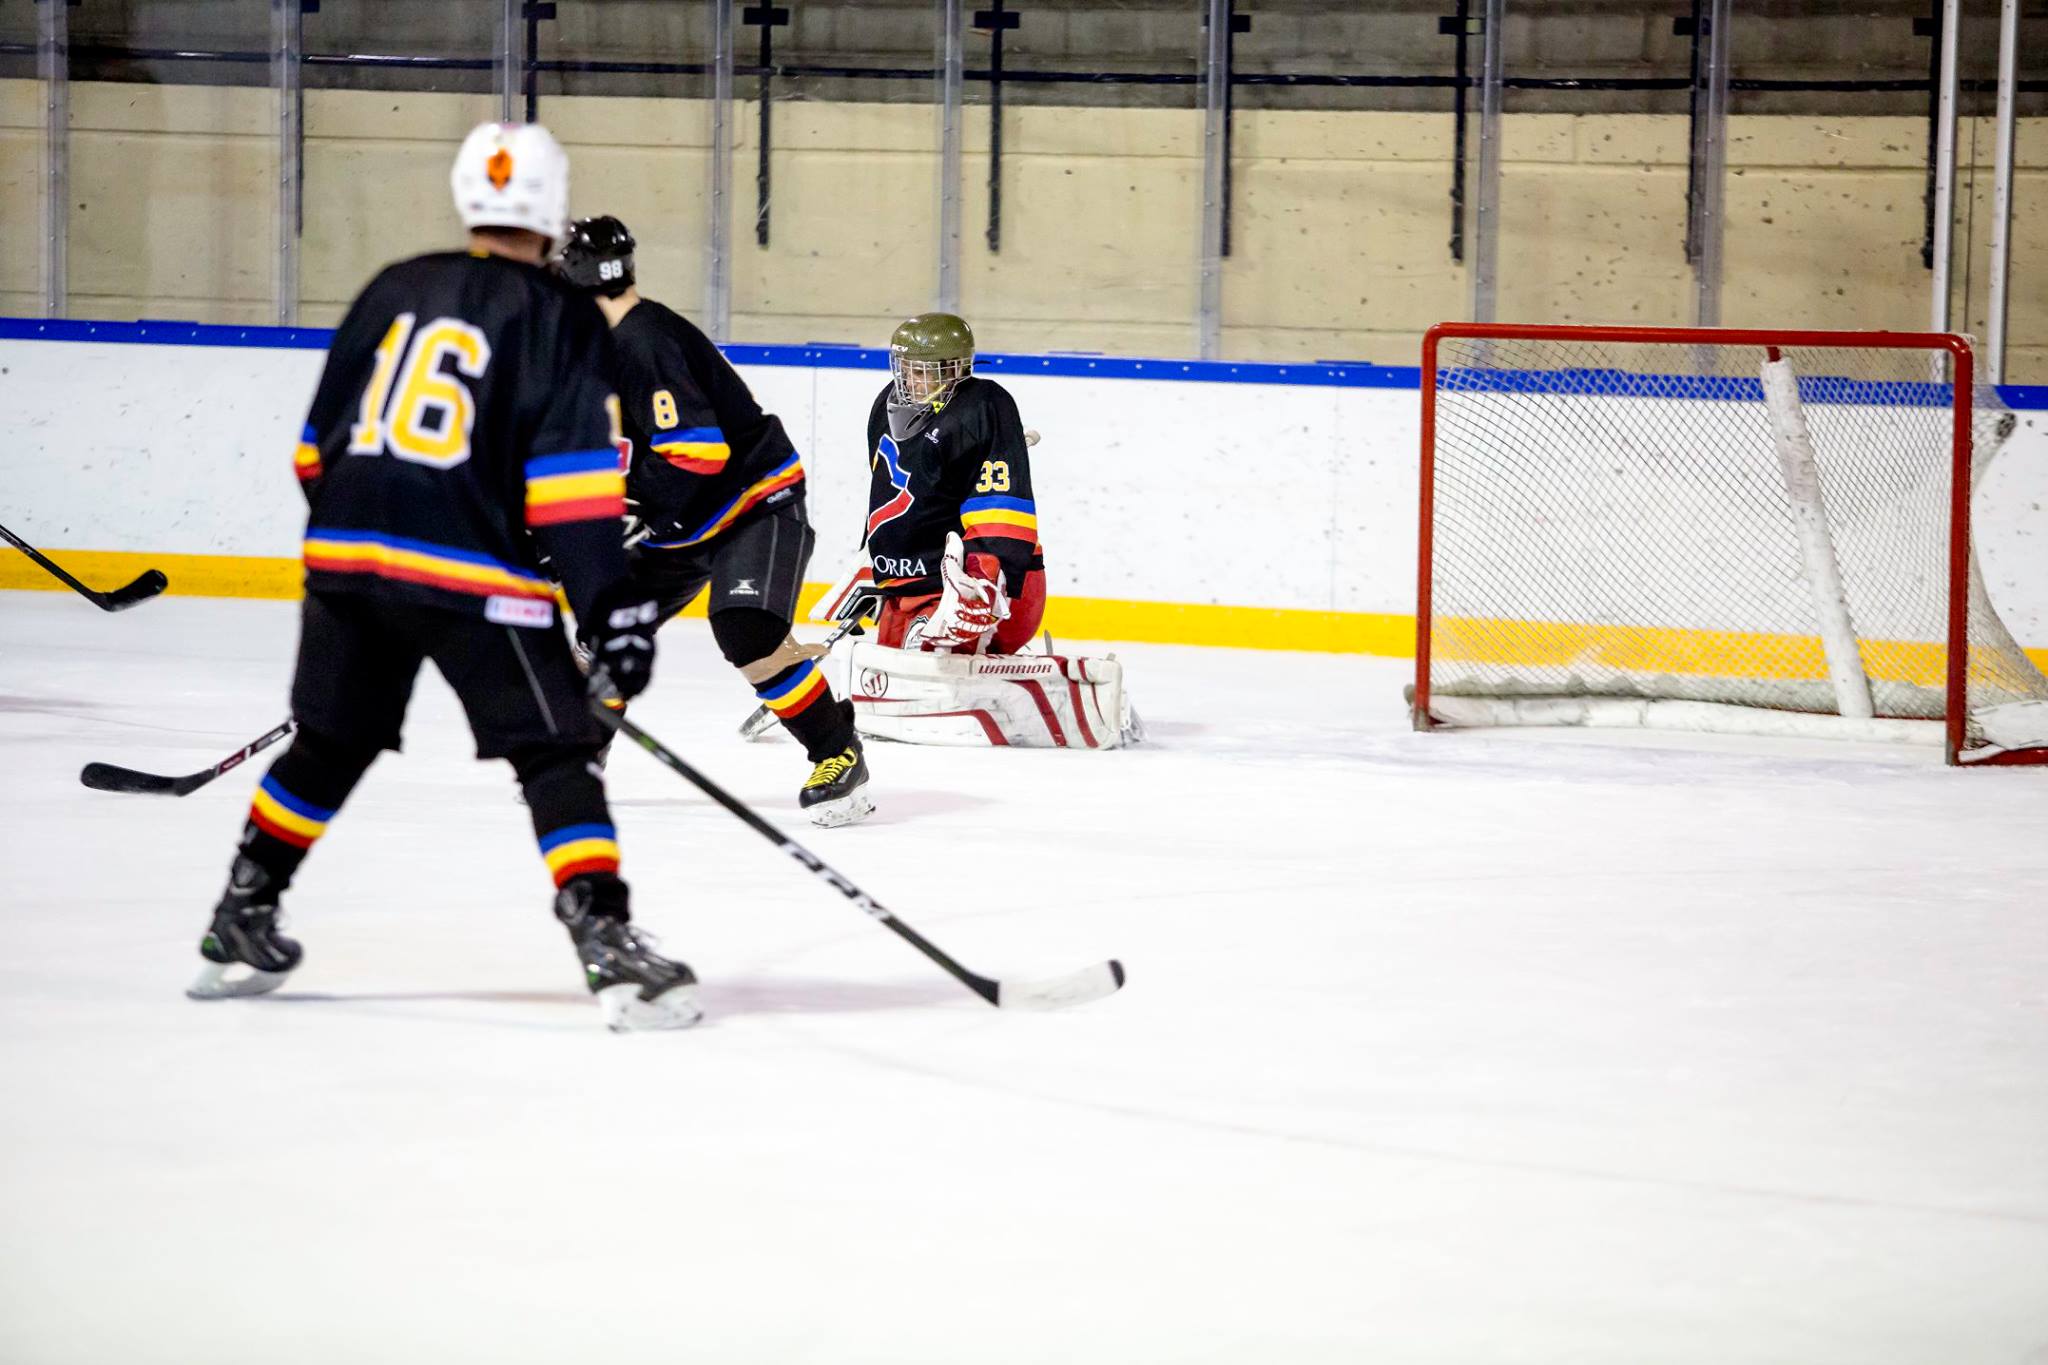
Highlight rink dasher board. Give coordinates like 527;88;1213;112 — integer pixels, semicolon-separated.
0;319;2042;652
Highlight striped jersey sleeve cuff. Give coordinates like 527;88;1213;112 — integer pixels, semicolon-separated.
650;426;732;476
525;448;626;526
960;493;1038;542
293;424;322;482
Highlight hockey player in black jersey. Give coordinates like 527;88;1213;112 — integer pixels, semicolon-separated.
189;123;699;1031
555;215;872;827
864;313;1046;654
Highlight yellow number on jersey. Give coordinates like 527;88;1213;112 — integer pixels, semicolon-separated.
348;314;416;455
651;388;679;430
974;460;1011;494
347;315;493;468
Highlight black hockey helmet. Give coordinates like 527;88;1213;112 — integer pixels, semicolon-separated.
555;215;636;296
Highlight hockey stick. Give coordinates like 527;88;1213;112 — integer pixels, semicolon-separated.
594;699;1124;1010
0;521;168;611
80;718;295;797
738;615;870;741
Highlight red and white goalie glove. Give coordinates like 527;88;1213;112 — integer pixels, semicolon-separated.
920;532;1010;652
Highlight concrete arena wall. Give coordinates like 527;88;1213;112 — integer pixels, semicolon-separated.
0;328;2043;659
1;81;2044;380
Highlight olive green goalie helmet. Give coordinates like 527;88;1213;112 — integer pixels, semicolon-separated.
889;312;974;407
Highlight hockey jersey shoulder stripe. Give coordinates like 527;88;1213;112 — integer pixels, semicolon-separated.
303;528;557;600
650;425;732;476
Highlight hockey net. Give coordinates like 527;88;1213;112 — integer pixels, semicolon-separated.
1415;324;2048;765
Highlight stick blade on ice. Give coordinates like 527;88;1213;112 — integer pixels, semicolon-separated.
79;761;183;795
995;959;1126;1011
101;568;169;611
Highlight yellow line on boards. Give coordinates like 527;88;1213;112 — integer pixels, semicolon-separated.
4;548;2044;671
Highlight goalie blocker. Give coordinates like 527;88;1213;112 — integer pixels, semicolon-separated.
846;641;1139;750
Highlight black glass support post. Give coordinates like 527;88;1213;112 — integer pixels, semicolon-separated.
743;5;789;248
1220;4;1248;257
523;2;552;122
975;2;1021;253
1442;4;1472;263
1679;5;1702;264
1916;7;1941;270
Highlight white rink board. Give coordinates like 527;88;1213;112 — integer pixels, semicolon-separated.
0;333;2040;643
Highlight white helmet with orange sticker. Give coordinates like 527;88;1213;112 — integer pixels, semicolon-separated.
450;121;570;244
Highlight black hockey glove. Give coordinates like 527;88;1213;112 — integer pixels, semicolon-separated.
583;581;660;702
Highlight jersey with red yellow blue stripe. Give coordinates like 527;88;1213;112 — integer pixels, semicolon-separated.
295;250;628;627
862;375;1043;600
609;297;807;550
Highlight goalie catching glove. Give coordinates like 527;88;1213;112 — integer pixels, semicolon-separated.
918;532;1010;652
583;580;660;701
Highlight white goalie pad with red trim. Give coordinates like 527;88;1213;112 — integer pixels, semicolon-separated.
845;641;1138;749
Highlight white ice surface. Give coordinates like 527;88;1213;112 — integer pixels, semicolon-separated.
2;593;2046;1365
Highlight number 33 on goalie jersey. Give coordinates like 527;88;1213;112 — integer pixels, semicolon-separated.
292;250;629;627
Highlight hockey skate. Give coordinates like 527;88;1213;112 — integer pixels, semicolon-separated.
556;877;702;1032
188;856;303;1000
800;741;874;828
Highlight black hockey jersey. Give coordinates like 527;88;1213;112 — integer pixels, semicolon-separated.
609;299;804;549
863;376;1041;599
295;250;626;628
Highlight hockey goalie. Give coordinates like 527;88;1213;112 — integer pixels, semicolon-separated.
840;312;1138;750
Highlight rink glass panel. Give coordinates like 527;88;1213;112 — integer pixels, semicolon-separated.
527;1;716;323
721;0;942;349
61;0;274;326
294;2;501;329
954;0;1202;361
1215;3;1465;366
1489;0;1696;334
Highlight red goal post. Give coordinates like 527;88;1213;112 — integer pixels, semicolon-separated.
1414;322;2048;766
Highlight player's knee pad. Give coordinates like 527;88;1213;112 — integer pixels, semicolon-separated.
711;607;809;684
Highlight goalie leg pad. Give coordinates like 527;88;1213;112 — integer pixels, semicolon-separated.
847;641;1135;749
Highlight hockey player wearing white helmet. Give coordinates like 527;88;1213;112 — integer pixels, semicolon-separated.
186;123;702;1031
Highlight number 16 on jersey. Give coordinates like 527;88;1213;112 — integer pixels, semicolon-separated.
348;312;494;468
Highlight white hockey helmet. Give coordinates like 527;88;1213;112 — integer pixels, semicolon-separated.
450;121;569;244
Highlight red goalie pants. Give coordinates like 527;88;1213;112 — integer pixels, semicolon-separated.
876;568;1047;655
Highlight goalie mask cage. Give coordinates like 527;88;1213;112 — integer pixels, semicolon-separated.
1414;323;2048;766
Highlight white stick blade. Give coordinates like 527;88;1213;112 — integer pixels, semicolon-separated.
996;960;1126;1011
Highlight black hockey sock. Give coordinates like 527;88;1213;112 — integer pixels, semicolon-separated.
513;744;624;896
712;607;856;763
237;728;377;890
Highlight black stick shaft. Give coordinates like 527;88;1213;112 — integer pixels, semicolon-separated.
0;521;102;598
602;705;999;1004
0;521;167;610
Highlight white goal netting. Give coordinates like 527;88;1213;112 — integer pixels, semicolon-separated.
1420;330;2048;763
